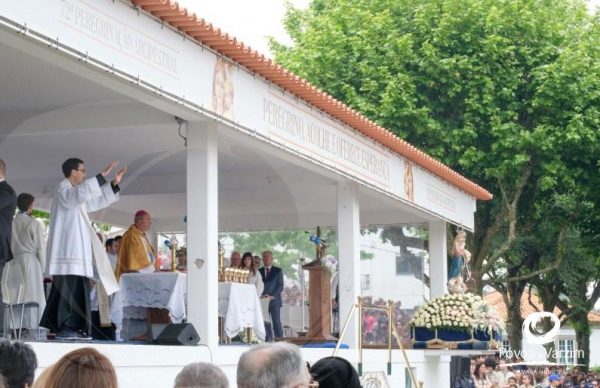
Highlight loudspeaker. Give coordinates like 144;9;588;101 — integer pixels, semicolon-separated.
150;323;169;341
155;323;200;346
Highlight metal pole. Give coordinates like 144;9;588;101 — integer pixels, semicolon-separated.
391;313;422;388
299;257;306;333
332;301;357;356
387;300;393;376
358;296;363;376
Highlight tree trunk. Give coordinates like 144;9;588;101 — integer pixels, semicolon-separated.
573;312;590;371
504;284;525;359
507;301;523;359
468;268;483;295
507;310;523;361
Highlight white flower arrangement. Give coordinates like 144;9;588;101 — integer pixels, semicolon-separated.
409;293;504;335
472;300;506;335
321;255;338;275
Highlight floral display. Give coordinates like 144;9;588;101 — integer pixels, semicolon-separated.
472;300;505;335
409;293;504;336
321;254;338;275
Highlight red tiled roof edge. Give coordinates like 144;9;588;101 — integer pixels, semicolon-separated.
484;291;600;324
131;0;493;201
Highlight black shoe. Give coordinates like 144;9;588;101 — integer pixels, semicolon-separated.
57;328;92;341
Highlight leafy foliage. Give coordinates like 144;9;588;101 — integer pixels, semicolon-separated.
272;0;600;360
221;228;374;281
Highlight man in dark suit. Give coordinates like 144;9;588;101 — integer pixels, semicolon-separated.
259;250;284;341
0;159;17;338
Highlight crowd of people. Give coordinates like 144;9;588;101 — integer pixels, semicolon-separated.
281;285;303;307
464;356;600;388
0;339;362;388
360;297;413;347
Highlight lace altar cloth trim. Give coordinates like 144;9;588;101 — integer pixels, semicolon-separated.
218;282;266;341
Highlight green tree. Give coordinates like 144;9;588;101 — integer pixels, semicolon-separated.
221;228;338;280
272;0;600;355
221;228;375;281
528;194;600;369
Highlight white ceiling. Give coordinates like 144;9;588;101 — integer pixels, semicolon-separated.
0;39;430;231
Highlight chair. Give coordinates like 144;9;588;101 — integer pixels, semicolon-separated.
1;262;40;340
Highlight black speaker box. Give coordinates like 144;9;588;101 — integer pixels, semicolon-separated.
150;323;169;341
154;323;200;346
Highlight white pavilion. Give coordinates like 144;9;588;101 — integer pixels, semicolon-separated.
0;1;493;386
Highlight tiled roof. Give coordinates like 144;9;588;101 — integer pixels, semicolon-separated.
131;0;493;201
484;291;600;324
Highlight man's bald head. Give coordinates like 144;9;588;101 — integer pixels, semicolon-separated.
237;343;309;388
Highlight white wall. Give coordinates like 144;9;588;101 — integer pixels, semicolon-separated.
359;230;428;309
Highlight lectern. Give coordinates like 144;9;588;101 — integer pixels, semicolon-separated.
302;259;333;341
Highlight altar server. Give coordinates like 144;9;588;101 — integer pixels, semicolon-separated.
1;193;46;334
40;158;126;340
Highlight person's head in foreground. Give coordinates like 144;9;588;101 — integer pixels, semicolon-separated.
43;348;117;388
548;374;561;387
31;366;53;388
310;356;361;388
0;340;37;388
237;343;310;388
174;362;228;388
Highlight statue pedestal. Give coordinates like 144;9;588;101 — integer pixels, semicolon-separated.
286;259;335;344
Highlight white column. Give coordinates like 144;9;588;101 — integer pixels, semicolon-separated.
428;220;447;298
337;181;361;348
186;121;219;349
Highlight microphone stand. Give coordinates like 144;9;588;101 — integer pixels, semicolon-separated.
299;257;306;335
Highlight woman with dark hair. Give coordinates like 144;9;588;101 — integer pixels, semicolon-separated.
520;373;534;388
43;347;117;388
309;356;361;388
243;251;264;297
473;362;491;388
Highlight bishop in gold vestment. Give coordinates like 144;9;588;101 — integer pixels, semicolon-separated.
115;210;156;279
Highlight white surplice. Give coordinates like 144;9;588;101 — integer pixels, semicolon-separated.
46;177;119;294
46;177;116;278
1;213;46;328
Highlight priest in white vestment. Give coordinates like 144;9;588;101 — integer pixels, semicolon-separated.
1;193;46;333
40;158;126;340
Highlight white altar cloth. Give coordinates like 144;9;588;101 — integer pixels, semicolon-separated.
111;272;187;332
218;282;266;341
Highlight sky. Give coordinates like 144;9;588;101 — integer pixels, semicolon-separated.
176;0;310;58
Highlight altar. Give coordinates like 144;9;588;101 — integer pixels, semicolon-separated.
218;282;266;342
111;272;187;340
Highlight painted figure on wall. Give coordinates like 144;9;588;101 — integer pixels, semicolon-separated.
404;161;414;202
211;57;235;120
447;229;471;294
